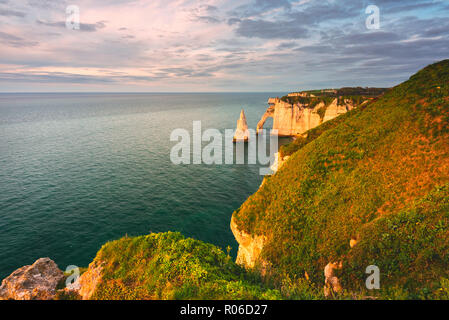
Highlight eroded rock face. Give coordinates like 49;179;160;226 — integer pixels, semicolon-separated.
257;97;355;136
230;216;266;269
270;152;290;173
78;261;103;300
322;98;354;122
0;258;64;300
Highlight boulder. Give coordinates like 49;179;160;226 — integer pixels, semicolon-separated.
0;258;64;300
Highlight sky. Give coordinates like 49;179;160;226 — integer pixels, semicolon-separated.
0;0;448;92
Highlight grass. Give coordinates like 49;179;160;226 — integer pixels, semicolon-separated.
344;184;449;299
57;60;449;300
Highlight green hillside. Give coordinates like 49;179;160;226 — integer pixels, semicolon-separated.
281;87;388;107
58;60;449;300
233;60;449;299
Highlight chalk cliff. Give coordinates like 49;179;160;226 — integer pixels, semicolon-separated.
256;97;356;136
3;61;449;300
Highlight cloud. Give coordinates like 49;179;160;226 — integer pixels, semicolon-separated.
0;72;115;83
36;20;107;32
235;18;309;39
189;3;224;24
0;70;170;84
27;0;68;9
1;0;449;91
194;15;222;24
0;9;25;17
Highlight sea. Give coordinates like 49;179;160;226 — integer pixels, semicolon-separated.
0;92;289;279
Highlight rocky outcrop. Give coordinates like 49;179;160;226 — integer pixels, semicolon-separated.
324;262;343;297
257;97;355;136
0;258;64;300
230;216;265;269
270;152;290;173
256;104;275;134
323;98;356;122
64;260;104;300
233;109;250;142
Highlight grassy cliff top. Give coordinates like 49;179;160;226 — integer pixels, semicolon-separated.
233;59;449;298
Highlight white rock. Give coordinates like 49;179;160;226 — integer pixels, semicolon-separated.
233;109;250;142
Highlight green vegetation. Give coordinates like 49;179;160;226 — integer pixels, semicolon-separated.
344;184;449;299
280;95;334;106
280;87;384;124
279;109;354;158
88;232;282;300
233;60;449;299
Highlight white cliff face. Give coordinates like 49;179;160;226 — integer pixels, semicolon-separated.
231;96;357;272
324;262;343;297
233;109;250;142
257;97;355;137
323;98;354;122
64;260;104;300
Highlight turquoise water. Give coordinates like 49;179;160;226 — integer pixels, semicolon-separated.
0;92;286;279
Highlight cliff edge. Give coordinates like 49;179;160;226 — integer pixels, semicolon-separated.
2;61;449;300
231;60;449;299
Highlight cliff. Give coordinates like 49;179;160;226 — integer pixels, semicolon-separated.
231;60;449;299
66;232;282;300
256;97;358;136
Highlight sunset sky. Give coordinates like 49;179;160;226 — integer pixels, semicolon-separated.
1;0;448;92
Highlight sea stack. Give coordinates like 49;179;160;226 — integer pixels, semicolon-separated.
233;109;250;142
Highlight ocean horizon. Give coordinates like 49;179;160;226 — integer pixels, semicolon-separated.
0;92;291;279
